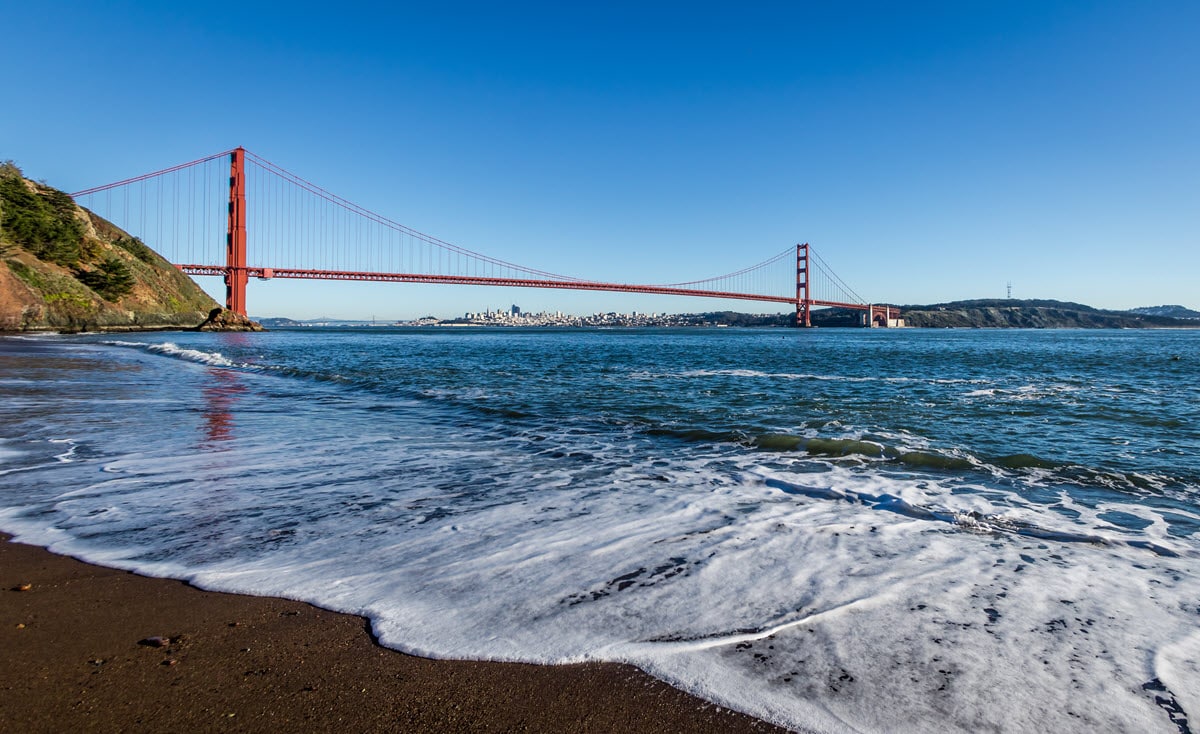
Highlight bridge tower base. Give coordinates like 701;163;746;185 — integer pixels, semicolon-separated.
225;147;248;316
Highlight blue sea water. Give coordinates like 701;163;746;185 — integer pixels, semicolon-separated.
1;327;1198;733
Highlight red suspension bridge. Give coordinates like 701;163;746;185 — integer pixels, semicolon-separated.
71;148;898;327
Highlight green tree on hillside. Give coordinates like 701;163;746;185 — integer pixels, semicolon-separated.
0;161;15;257
115;235;156;263
0;163;85;267
74;257;135;301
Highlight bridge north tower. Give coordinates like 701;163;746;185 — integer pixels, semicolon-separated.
225;147;248;316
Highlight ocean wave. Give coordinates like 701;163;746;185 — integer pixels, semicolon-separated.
102;340;238;368
8;328;1197;733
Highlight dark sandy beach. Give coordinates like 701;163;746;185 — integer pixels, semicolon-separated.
1;533;786;732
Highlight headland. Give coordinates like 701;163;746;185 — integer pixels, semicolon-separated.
0;162;259;332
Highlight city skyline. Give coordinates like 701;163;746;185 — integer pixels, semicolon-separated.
3;2;1197;318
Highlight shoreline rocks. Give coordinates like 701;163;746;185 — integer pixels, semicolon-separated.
195;307;265;332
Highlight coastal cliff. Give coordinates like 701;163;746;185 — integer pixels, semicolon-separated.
0;161;259;332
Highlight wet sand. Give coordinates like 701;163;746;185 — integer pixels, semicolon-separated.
1;534;786;732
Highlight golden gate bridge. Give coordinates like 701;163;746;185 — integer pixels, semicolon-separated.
71;148;898;327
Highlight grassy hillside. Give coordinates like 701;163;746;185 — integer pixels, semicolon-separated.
0;161;220;331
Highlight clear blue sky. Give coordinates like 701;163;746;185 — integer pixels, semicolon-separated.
4;1;1197;319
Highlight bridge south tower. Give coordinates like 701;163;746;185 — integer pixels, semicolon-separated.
796;243;810;327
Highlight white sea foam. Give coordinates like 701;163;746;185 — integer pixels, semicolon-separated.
5;420;1196;733
0;438;73;478
2;335;1198;733
48;438;78;463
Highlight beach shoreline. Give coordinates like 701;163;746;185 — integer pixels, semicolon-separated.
0;533;786;733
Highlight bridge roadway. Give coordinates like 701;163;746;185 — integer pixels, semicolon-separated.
176;264;872;312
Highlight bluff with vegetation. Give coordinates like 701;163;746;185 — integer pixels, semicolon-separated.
896;299;1189;329
0;161;256;332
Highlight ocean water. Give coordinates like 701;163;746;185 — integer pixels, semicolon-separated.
1;327;1198;733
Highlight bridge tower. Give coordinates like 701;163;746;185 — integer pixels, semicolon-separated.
225;147;248;316
795;242;811;327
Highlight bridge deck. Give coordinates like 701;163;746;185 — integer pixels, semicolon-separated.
176;265;873;311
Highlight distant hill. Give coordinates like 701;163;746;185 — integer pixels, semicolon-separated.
254;317;378;327
693;301;1199;329
1127;305;1200;320
255;317;307;328
896;299;1190;329
257;303;1200;330
0;161;257;332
